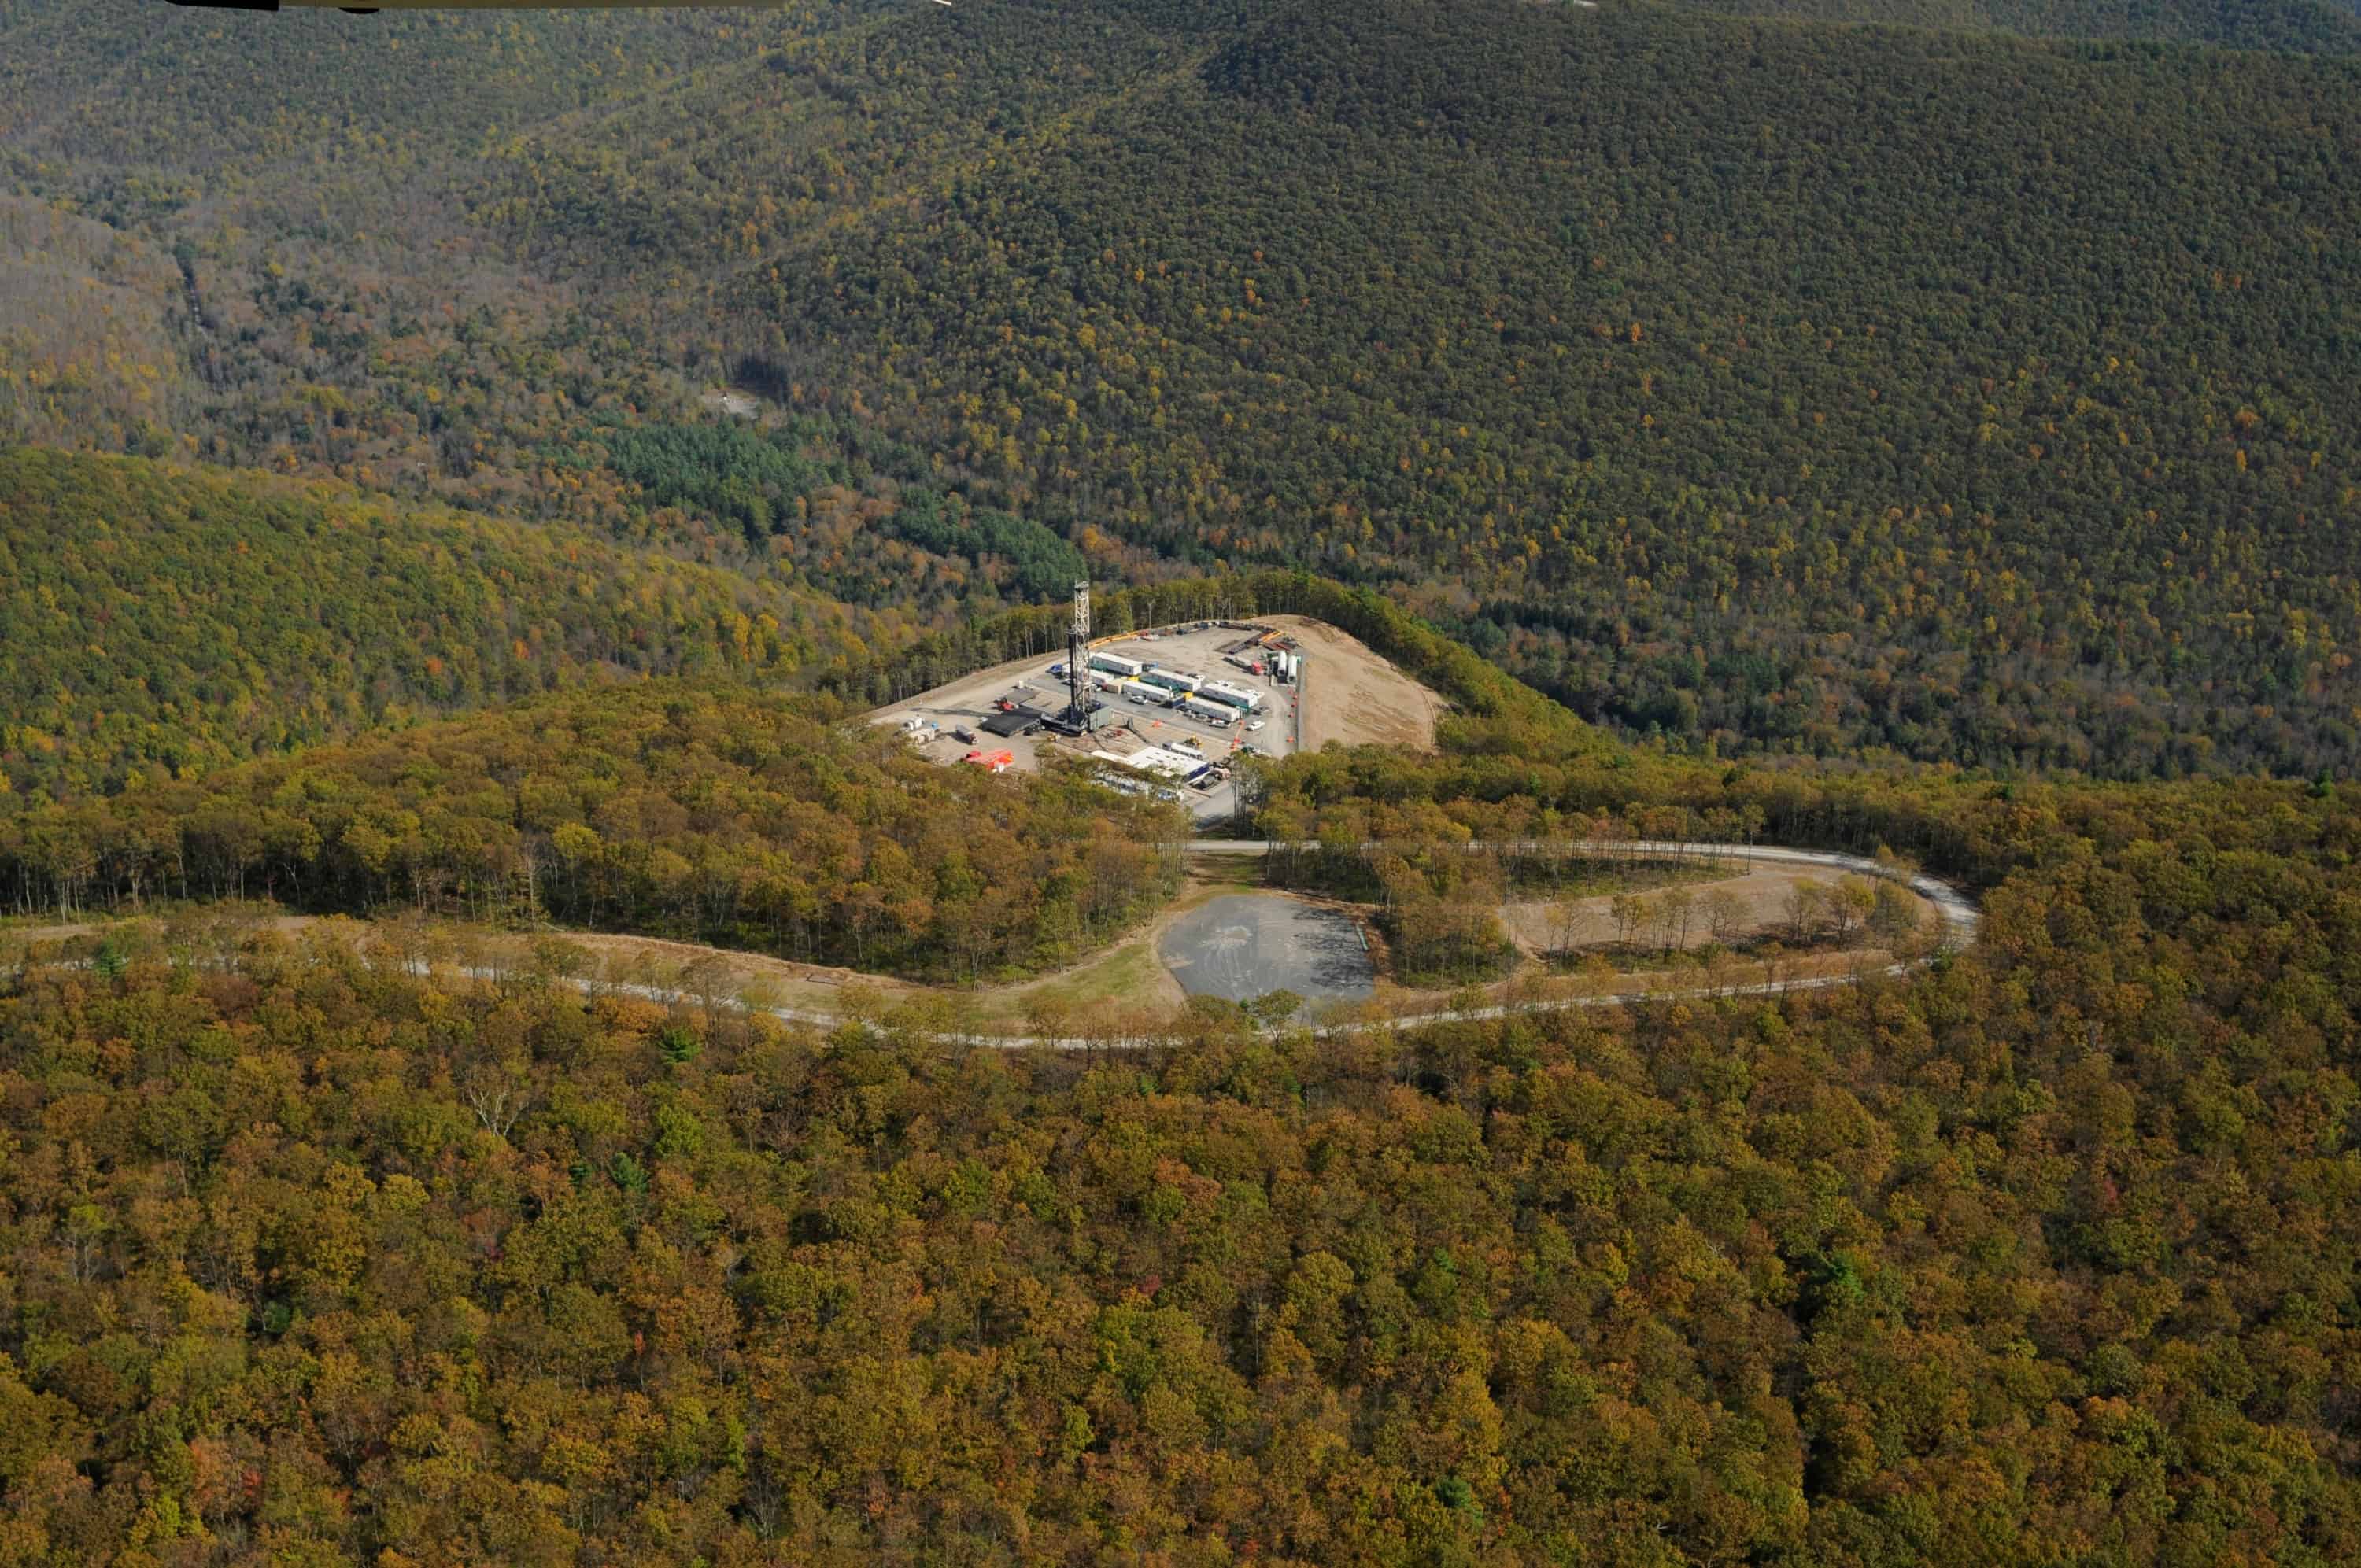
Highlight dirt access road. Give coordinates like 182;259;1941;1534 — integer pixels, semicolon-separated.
1189;839;1979;956
10;843;1976;1047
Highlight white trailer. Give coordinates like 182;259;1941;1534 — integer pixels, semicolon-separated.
1195;679;1262;711
1177;695;1234;726
1139;667;1203;695
1088;652;1146;678
1113;677;1166;705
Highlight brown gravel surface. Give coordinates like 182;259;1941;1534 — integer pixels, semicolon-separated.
1496;864;1931;954
1270;615;1446;751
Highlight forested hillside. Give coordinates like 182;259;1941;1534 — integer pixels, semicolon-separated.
700;0;2361;777
0;448;868;800
2;712;2356;1559
6;3;2361;1559
0;198;192;452
1670;0;2361;53
6;0;2359;777
0;2;860;506
0;2;801;176
0;680;1184;979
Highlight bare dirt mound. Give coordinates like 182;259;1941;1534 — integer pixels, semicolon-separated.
1270;615;1445;751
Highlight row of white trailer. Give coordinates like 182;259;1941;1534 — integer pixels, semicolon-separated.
1084;651;1264;712
1102;680;1239;726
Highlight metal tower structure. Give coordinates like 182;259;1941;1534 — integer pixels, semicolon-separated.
1065;579;1092;732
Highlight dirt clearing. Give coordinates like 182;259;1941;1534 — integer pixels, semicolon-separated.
1273;615;1446;751
1497;864;1937;955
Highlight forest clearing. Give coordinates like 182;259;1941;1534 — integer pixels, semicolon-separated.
2;838;1967;1042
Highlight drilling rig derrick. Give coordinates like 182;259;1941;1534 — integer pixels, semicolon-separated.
1055;578;1095;736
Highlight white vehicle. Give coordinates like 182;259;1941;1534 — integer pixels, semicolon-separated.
1246;719;1266;732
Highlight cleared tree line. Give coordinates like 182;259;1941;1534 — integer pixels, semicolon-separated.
13;839;1977;1053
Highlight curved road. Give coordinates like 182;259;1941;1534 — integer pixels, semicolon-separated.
18;842;1976;1050
571;839;1979;1047
1183;839;1979;952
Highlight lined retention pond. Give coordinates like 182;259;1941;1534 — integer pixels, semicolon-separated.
1158;895;1376;1008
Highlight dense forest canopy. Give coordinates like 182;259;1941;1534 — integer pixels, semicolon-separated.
711;0;2361;777
1668;0;2361;53
2;729;2357;1559
0;448;877;802
2;0;2360;1555
3;0;2358;776
0;680;1186;982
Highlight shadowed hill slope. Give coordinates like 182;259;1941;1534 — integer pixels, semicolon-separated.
713;0;2361;776
0;447;870;799
1666;0;2361;53
5;0;2360;780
